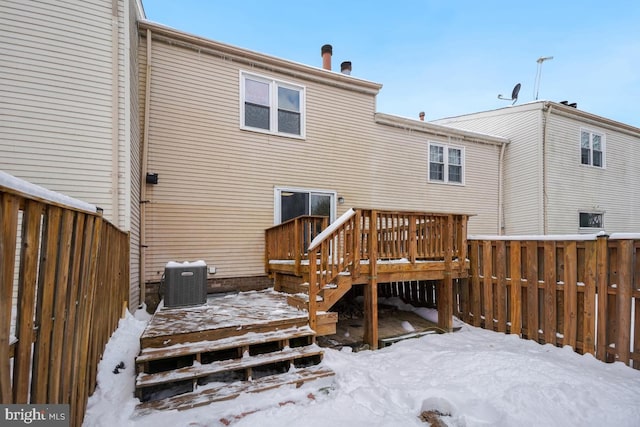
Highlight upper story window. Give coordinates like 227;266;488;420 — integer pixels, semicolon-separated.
428;143;464;184
580;129;604;168
241;72;305;138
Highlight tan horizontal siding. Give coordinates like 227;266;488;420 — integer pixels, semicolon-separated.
0;0;117;220
143;36;501;282
129;0;141;308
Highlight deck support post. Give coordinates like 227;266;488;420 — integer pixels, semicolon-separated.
363;210;379;349
437;214;454;332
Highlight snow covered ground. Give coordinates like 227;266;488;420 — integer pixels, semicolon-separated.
83;307;640;427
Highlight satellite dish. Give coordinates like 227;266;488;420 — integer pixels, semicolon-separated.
498;83;521;105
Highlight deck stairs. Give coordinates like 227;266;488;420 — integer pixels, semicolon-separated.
275;272;354;336
134;291;334;413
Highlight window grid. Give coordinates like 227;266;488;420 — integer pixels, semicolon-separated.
241;72;305;138
580;130;604;168
429;143;464;184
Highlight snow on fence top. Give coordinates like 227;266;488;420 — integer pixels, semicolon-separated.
0;170;97;213
308;208;356;251
469;231;640;241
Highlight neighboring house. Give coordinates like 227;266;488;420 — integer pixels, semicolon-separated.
138;22;508;293
0;0;144;308
433;102;640;235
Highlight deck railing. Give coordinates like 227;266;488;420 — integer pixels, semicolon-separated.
459;234;640;369
1;177;129;426
264;215;328;276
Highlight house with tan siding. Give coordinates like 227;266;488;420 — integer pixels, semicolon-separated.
137;21;508;296
0;0;144;308
433;102;640;235
7;3;636;308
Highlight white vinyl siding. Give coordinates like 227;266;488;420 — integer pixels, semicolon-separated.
545;115;638;234
433;106;543;234
142;34;502;284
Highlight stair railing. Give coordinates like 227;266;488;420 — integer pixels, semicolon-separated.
307;209;359;328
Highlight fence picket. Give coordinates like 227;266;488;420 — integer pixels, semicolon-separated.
32;206;62;403
596;235;609;362
616;240;633;365
543;241;556;344
0;193;20;403
526;241;539;342
564;241;578;349
495;241;507;333
509;242;522;336
482;241;493;330
582;240;597;355
470;241;481;326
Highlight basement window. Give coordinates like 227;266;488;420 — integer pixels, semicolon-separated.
579;212;604;230
428;143;464;185
240;72;305;138
580;129;605;168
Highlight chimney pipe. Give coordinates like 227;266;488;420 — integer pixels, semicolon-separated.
321;44;332;70
419;111;425;121
340;61;352;75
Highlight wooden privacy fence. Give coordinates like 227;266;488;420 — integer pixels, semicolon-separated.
0;181;130;426
457;235;640;369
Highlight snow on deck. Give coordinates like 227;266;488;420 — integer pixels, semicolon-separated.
141;289;307;339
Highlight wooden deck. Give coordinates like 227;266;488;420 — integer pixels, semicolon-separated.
140;289;308;347
265;208;470;349
135;290;333;412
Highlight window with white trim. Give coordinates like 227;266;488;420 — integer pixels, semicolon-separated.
241;72;305;138
428;143;464;184
579;212;604;229
580;129;604;168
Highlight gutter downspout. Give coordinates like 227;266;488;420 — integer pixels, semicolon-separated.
498;141;507;235
542;102;552;234
140;29;152;306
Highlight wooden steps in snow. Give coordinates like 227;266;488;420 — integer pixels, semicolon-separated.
136;344;324;391
134;290;334;407
136;365;334;414
136;325;317;372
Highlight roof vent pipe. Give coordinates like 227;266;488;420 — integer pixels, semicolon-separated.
340;61;352;75
321;44;332;70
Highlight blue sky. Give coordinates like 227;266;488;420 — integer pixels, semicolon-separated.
141;1;640;128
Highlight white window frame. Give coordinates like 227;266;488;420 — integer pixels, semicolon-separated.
579;128;605;168
578;211;604;232
273;187;336;225
428;142;465;185
240;71;306;139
